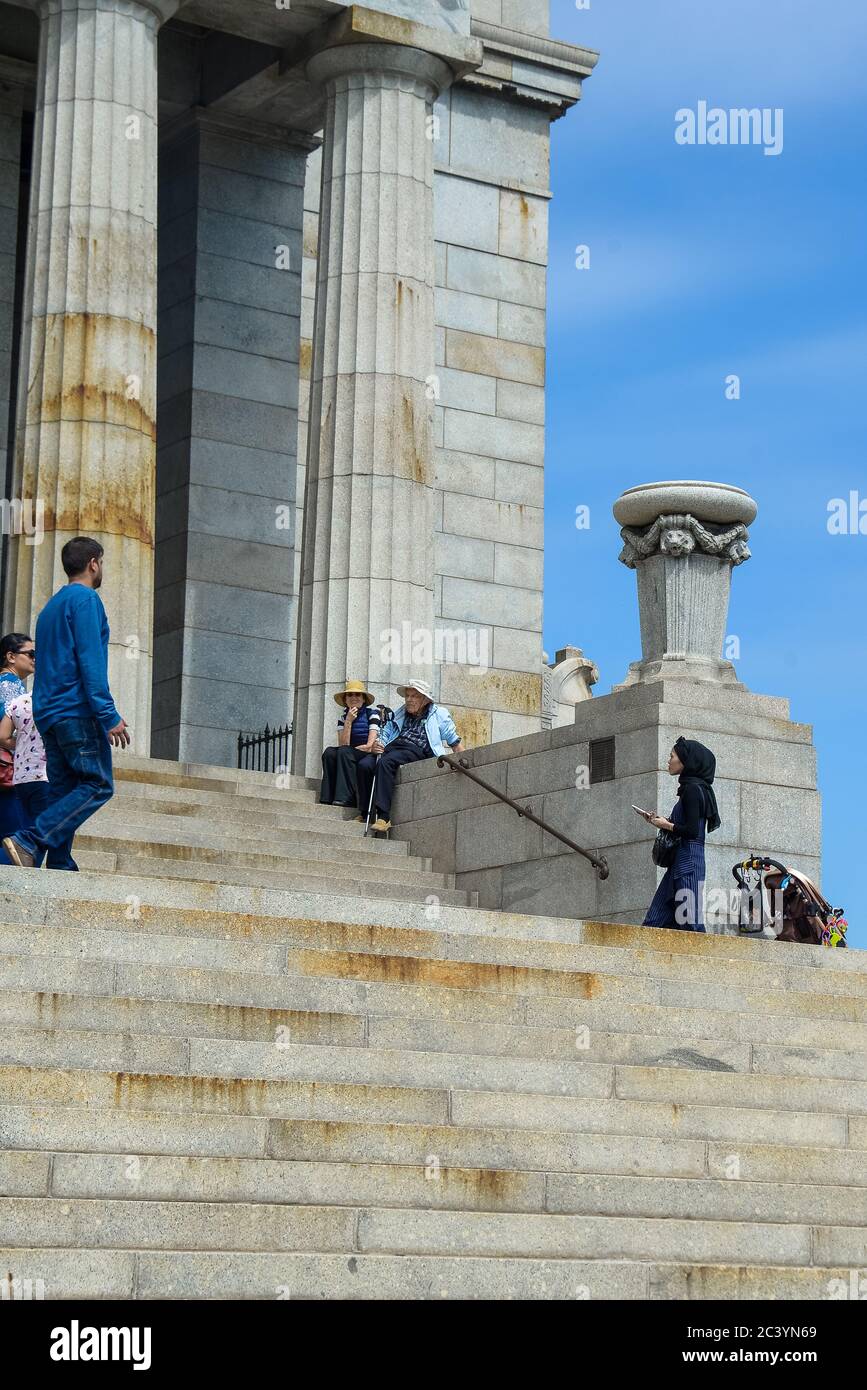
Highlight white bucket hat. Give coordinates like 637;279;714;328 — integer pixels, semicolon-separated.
396;678;435;703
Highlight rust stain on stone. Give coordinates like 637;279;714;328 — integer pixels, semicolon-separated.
296;948;597;999
447;706;492;750
401;392;427;485
472;1167;514;1201
36;313;155;437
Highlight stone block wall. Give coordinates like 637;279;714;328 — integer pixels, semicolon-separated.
429;78;551;747
471;0;550;38
390;678;822;931
154;114;307;766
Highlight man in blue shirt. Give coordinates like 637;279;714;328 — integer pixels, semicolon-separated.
3;536;130;870
356;678;463;833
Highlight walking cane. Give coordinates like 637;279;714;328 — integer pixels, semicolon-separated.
363;754;379;838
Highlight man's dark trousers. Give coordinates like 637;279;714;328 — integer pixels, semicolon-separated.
15;716;113;866
356;743;431;819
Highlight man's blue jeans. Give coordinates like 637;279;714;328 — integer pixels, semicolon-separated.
16;717;113;866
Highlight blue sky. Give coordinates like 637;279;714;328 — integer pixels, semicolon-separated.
544;0;867;946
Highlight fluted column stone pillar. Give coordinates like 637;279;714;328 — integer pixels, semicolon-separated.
292;19;480;776
5;0;177;753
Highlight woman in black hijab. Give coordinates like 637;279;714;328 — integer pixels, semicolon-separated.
640;736;721;933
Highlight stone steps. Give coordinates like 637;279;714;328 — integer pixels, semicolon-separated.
103;792;403;841
6;1100;865;1187
114;755;317;793
1;755;864;1300
5;1247;853;1300
8;889;865;995
112;762;316;800
4;984;867;1081
67;857;472;905
72;836;443;889
87;811;414;859
3;1193;866;1267
4;934;866;1045
8;1148;867;1225
5;1062;866;1149
8;1023;867;1114
4;908;864;1021
4;861;863;965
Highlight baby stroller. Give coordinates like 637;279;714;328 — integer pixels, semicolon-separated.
732;855;848;947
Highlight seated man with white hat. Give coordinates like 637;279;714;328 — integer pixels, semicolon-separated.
355;678;464;833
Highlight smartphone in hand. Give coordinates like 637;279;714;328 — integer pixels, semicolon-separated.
632;805;654;820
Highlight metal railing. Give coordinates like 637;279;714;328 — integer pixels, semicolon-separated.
237;722;292;774
436;753;610;880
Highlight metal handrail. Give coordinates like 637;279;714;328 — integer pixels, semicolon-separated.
436;754;610;880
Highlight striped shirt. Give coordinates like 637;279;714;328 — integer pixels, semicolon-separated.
337;705;381;748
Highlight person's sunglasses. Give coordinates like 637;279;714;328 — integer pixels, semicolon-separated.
19;649;35;659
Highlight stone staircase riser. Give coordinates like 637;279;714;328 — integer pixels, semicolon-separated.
6;1149;866;1227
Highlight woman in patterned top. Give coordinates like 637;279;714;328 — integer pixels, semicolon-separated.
319;680;382;807
0;690;74;869
0;633;35;846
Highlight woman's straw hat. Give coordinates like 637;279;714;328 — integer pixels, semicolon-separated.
333;679;375;707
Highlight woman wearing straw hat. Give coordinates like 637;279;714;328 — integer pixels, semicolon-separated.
319;680;383;807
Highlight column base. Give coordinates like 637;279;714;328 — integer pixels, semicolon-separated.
614;655;746;691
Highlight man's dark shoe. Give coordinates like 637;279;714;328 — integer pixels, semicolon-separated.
2;837;35;868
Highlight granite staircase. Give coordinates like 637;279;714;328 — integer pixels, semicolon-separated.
1;756;865;1300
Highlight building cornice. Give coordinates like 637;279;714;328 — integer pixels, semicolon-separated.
463;18;599;119
470;21;599;78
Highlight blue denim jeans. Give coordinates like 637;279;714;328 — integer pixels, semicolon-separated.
15;780;78;870
16;717;113;865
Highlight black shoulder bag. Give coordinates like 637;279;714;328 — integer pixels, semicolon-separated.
652;828;678;868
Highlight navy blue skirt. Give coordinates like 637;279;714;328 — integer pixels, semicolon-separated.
643;804;706;933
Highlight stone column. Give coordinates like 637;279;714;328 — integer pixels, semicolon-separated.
4;0;178;754
292;16;480;776
0;59;31;516
613;480;758;688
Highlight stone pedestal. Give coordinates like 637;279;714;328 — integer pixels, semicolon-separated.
292;13;481;777
614;480;757;689
4;0;178;754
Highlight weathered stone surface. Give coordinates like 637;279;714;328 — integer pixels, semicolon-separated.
0;758;859;1303
5;0;180;751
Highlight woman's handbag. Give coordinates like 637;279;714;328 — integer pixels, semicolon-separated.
0;748;14;789
652;827;678;868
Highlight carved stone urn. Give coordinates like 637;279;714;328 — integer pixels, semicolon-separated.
612;480;758;687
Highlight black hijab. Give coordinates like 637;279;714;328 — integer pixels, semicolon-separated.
674;736;721;833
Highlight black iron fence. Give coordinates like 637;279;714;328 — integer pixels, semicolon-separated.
237;723;292;774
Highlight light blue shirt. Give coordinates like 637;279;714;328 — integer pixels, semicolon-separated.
379;702;461;759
